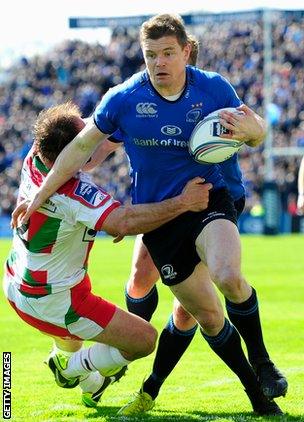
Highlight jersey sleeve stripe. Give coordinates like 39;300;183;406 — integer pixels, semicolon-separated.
94;201;121;231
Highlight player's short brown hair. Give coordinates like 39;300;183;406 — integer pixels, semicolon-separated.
33;101;82;163
140;14;188;48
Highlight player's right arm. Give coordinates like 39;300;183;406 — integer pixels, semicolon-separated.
101;178;212;237
297;155;304;214
12;118;109;226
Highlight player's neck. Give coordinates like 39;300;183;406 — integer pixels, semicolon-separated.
163;88;184;101
151;76;186;98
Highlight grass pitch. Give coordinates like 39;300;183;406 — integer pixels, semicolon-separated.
1;235;304;421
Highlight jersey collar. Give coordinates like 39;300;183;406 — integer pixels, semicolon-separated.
33;155;50;175
144;69;190;103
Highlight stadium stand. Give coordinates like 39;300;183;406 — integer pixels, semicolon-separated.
0;11;303;233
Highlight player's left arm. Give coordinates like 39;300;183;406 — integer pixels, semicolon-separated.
219;104;267;147
82;139;122;171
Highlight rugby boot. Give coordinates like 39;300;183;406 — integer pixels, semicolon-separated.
46;352;79;389
117;384;155;416
252;359;288;399
245;387;284;416
82;366;128;408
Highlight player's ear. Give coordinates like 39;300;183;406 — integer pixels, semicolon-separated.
183;42;191;63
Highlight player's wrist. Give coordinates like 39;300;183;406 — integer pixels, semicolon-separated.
246;118;266;146
245;130;265;147
174;194;188;212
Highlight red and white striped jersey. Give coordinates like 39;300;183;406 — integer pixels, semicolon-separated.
5;149;120;297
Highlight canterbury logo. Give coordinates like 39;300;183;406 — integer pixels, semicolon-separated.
136;103;157;115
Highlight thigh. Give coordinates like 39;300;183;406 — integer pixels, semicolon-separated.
143;187;237;287
169;262;224;325
171;264;213;329
143;219;201;286
91;306;156;354
128;234;159;287
195;219;242;273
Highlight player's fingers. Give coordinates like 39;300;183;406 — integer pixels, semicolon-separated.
220;111;239;123
189;177;205;185
20;205;35;225
237;104;252;115
11;201;28;228
219;119;235;131
203;183;213;191
113;235;124;243
219;133;234;140
17;210;27;226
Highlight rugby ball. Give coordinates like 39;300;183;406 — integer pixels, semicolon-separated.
189;107;244;164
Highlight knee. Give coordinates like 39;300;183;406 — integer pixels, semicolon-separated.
193;308;224;336
134;325;158;359
211;265;244;299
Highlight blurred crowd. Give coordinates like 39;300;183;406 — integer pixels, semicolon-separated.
0;10;303;216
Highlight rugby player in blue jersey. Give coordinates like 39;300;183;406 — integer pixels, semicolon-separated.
14;14;286;416
83;34;287;416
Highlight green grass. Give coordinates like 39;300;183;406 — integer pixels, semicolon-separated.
1;235;304;421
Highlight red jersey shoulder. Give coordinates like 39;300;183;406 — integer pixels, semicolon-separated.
58;177;112;209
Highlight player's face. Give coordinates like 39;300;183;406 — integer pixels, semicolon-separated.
142;36;190;96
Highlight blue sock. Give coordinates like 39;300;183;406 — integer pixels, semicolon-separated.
226;288;269;364
202;318;259;391
125;285;158;321
143;315;197;399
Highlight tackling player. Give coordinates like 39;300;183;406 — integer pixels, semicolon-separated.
4;102;211;408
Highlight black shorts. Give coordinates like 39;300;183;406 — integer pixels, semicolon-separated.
143;188;237;286
234;195;245;218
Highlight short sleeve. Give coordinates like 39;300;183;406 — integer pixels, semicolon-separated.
108;129;124;143
70;179;121;231
94;87;122;135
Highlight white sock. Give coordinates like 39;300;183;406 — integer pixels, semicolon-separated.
63;343;131;378
79;371;105;393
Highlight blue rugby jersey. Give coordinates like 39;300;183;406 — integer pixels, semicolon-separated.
94;66;242;204
219;155;245;201
110;130;245;202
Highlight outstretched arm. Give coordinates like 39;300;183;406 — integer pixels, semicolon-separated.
297;156;304;214
102;178;212;237
219;104;267;147
12;119;108;225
